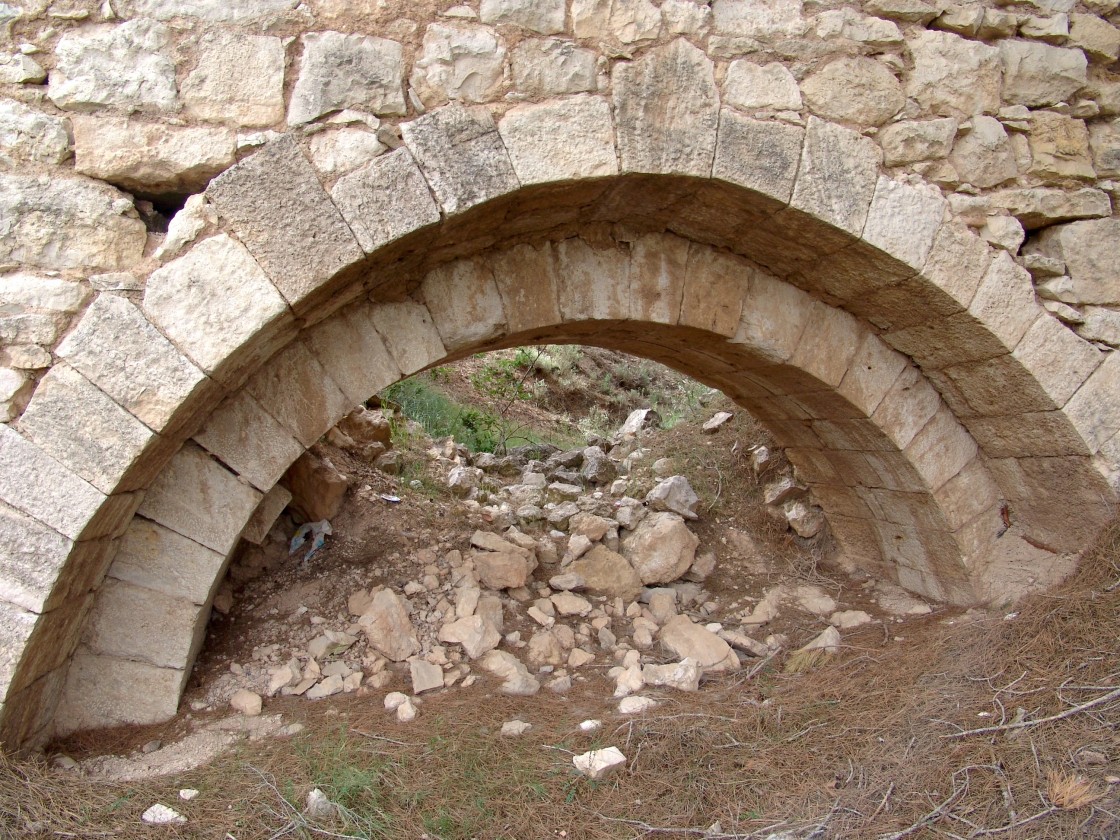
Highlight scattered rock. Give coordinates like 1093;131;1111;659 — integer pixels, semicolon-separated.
305;788;338;819
141;804;186;825
480;650;540;696
500;719;532;737
623;512;699;584
660;615;739;672
642;658;701;691
359;589;420;661
645;476;701;520
572;746;626;780
229;689;262;717
618;695;658;714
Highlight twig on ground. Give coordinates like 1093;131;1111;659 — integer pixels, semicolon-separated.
943;686;1120;739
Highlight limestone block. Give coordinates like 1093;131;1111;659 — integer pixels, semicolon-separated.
304;302;401;404
800;57;903;127
0;274;89;314
0;53;45;85
572;0;662;43
17;364;155;495
0;100;69;165
0;601;44;694
1028;112;1095;180
0;425;109;542
1065;351;1120;453
871;366;942;451
1034;219;1120;306
206;135;365;308
49;20;178;113
1012;314;1102;408
0;173;146;272
989;187;1111;230
289;31;405;124
862;176;945;273
712;111;803;206
489;242;563;334
966;411;1090;459
400;104;519;216
613;39;719;177
1069;13;1120;62
949;115;1017;188
790;300;863;389
194;390;303;491
857;487;948;532
662;0;711;36
967;252;1042;353
904;406;978;492
283;450;348;522
56;294;211;433
1;666;66;749
0;593;94;702
72;117;235;195
627;233;689;327
498;96;617;185
109;517;225;605
837;334;908;417
723;61;801;111
1000;40;1087;108
359;589;419;661
878;118;957;166
368;300;447;375
307;127;385;178
332;148;441;254
711;0;806;37
790;117;881;238
410;24;507;108
84;578;205;670
181;30;286;127
815;8;903;45
422;258;507;351
118;0;298;21
480;0;564;33
54;650;185;734
1089;121;1120;179
732;272;812;364
511;38;598;97
555;238;630;322
679;244;749;338
246;342;351;449
138;443;262;555
621;511;698;584
905;30;1001;117
143;234;291;381
241;485;291;545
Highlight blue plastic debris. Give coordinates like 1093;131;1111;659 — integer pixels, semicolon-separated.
289;520;333;564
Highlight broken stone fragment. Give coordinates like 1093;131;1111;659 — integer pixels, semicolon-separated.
660;614;739;672
573;746;626;780
479;650;540;696
358;589;420;661
229;689;262;716
552;545;644;600
642;658;701;691
410;659;444;694
645;475;701;519
622;512;699;585
438;614;501;658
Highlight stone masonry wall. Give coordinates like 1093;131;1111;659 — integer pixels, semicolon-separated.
1;0;1120;747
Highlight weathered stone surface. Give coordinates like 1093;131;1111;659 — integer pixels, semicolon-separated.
401;104;519;215
662;0;711;36
358;588;418;661
56;293;210;433
49;20;178;113
645;476;700;519
1000;40;1087;108
0;100;69;165
573;0;662;43
1033;219;1120;305
18;364;154;495
0;54;45;85
410;659;443;694
304;302;402;405
480;0;564;33
439;614;500;658
241;485;291;545
109;518;223;605
1089;121;1120;178
723;60;801;111
554;545;643;600
815;8;903;45
289;32;405;125
800;57;903;126
194;390;303;491
118;0;298;22
55;651;185;732
1069;13;1120;62
479;649;540;695
84;579;203;669
410;24;507;108
511;38;597;97
622;511;699;584
471;544;536;589
368;301;446;376
660;614;738;671
613;38;719;177
332;148;440;253
0;174;145;272
712;0;805;37
143;234;289;378
906;30;1001;117
878;118;957;165
139;443;261;555
283;449;349;521
246;342;351;448
422;257;506;350
499;96;617;185
0;502;90;612
790;117;881;237
307;127;385;177
206;135;364;308
862;176;945;271
989;187;1112;230
182;30;285;127
713;112;803;204
949;115;1016;188
0;274;89;314
1028;112;1095;181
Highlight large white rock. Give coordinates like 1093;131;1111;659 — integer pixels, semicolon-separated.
1033;219;1120;305
73;116;236;194
800;57;903;126
119;0;297;22
573;747;627;780
711;0;806;37
289;32;406;125
0;99;69;165
438;614;501;658
877;118;957;165
552;545;644;600
905;30;1001;117
723;61;801;111
358;589;420;661
511;38;597;96
0;174;146;272
1000;39;1088;107
644;475;700;520
660;614;739;671
410;23;507;108
948;115;1016;188
479;649;540;695
480;0;565;33
622;511;699;584
182;30;286;127
642;658;701;691
499;95;618;185
49;20;178;113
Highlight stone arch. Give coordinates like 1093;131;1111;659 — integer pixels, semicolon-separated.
0;87;1117;747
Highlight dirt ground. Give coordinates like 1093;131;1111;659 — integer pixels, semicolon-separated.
2;351;1119;839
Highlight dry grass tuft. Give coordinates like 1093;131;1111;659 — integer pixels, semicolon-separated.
1047;771;1101;810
